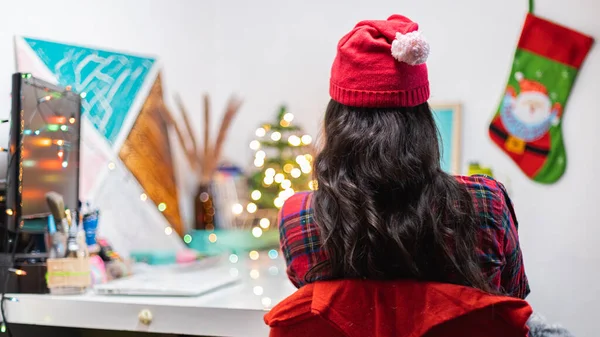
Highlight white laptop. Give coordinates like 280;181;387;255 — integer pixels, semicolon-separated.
93;265;240;297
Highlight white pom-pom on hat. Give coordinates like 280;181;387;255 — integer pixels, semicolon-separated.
391;31;430;65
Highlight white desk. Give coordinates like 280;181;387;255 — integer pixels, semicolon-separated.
5;254;297;337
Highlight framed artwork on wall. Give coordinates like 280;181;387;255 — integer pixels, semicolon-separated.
430;103;461;174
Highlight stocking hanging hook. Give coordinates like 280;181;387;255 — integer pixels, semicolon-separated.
528;0;535;13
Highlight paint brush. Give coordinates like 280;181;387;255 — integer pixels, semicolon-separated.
45;192;68;258
64;209;79;257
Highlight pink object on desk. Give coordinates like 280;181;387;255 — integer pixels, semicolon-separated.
176;249;198;264
89;255;108;284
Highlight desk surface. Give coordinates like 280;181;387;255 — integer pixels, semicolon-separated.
6;253;297;337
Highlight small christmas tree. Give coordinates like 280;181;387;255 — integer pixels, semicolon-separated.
248;106;316;211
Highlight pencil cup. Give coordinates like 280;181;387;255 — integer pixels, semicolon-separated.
46;258;91;295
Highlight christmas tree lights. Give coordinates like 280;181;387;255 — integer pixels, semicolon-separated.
248;106;316;210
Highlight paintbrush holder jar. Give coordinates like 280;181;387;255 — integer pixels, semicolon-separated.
194;183;215;230
46;257;91;294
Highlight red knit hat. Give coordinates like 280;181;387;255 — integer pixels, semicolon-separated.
330;14;430;108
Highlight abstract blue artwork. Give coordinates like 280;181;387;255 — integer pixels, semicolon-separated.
23;37;155;145
431;104;461;174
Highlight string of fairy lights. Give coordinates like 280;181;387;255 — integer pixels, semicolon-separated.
1;74;85;335
225;110;317;241
20;74;80;171
250;111;316;205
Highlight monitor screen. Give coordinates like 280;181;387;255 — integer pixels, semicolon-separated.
6;74;81;232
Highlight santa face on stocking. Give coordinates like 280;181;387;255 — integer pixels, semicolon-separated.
500;72;562;142
488;71;565;180
488;13;593;184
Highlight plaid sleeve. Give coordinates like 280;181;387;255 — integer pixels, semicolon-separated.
278;192;328;288
496;181;530;299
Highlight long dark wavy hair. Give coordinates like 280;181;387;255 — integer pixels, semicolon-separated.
309;100;491;292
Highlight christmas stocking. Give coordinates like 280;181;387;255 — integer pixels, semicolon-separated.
488;12;593;184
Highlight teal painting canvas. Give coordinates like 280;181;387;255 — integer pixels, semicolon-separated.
431;104;461;174
23;37;155;145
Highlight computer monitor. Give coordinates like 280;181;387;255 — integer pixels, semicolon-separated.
6;73;81;232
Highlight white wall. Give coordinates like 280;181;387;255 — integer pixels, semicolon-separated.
1;0;599;335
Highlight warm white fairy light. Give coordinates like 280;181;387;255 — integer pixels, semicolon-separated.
232;203;244;215
271;132;282;141
252;227;263;238
262;297;272;307
158;203;167;212
283;164;293;173
140;193;148;201
274;173;285;183
249;140;260;150
249;250;260;260
285;188;295;197
308;180;318;190
247;202;257;213
294;154;312;173
9;268;26;276
264;176;274;185
274;197;284;208
254;158;264;167
108;162;116;170
251;190;262;200
253;286;264;296
265;168;276;177
291;168;301;178
250;269;260;279
283;113;294;122
255;150;266;159
208;233;218;243
301;135;312;144
281;179;292;189
255;128;266;137
278;189;294;201
288;135;301;146
304;154;313;161
164;227;173;235
259;218;271;229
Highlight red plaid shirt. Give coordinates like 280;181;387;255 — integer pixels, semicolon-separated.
278;175;530;299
